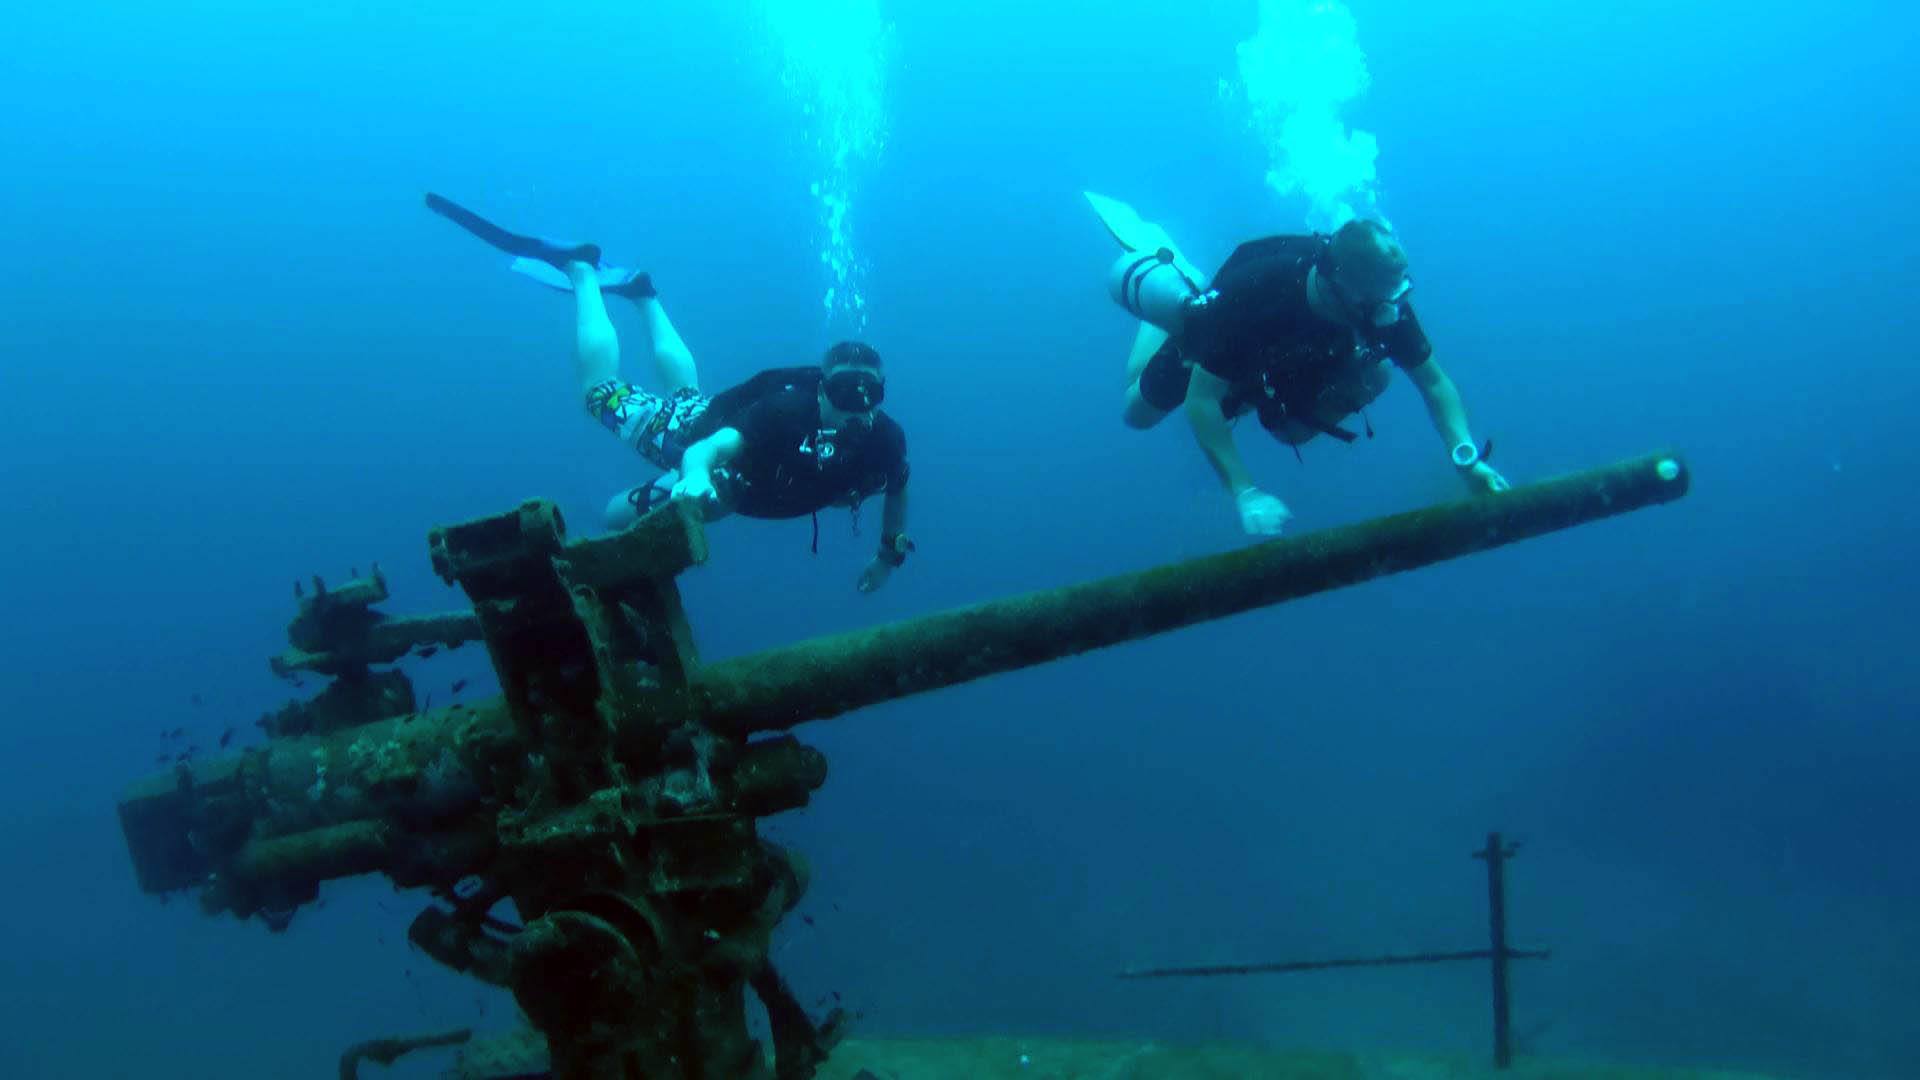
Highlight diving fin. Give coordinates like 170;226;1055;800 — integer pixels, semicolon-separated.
508;258;655;298
425;192;602;269
1084;190;1208;288
1085;191;1171;253
507;257;572;291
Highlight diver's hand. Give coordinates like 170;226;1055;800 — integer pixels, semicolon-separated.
857;557;893;594
670;472;719;505
1461;461;1510;495
1234;486;1293;536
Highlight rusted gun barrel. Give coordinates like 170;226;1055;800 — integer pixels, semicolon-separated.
118;451;1687;909
267;564;483;679
118;696;820;909
697;450;1690;732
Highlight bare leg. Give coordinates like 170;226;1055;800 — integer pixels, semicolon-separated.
1124;322;1168;385
1122;322;1172;429
568;261;701;396
631;294;699;394
566;262;620;395
1123;382;1170;429
605;475;732;531
605;478;670;531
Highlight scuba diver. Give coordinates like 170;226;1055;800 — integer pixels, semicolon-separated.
1088;192;1509;536
424;193;913;594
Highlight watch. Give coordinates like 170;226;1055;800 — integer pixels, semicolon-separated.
878;532;914;567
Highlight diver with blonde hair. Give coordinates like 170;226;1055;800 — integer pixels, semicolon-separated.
1089;193;1509;536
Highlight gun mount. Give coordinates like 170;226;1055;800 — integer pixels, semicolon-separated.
117;451;1690;1079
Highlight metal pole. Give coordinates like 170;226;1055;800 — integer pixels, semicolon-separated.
1478;832;1516;1069
700;451;1692;734
1117;949;1525;979
1120;836;1548;1070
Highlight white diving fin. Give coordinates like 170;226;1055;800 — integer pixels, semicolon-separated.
508;256;645;294
508;256;572;291
1083;190;1209;288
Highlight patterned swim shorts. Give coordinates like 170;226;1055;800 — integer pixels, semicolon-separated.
583;382;710;470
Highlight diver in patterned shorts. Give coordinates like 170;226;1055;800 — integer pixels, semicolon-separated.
425;194;914;594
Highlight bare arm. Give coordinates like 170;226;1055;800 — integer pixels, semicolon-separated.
1184;365;1291;534
1405;358;1475;449
858;483;911;594
1182;366;1254;495
674;427;744;501
1406;358;1508;492
880;484;908;539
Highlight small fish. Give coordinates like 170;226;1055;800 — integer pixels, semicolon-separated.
421;693;432;712
450;679;467;696
417;646;439;659
801;914;815;927
190;693;203;707
174;751;192;763
293;580;304;599
166;727;185;739
218;727;235;748
155;753;170;764
351;566;360;578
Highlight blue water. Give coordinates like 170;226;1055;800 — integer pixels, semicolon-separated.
3;2;1916;1076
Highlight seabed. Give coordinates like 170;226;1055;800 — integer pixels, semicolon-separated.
817;1037;1782;1080
445;1029;1784;1080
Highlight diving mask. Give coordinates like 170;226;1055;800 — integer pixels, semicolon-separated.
1324;251;1413;328
823;367;885;413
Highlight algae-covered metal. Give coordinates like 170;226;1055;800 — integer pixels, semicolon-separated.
115;452;1690;1080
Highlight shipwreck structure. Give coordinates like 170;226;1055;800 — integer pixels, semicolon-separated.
117;451;1690;1079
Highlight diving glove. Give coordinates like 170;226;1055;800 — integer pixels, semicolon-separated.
1235;486;1293;536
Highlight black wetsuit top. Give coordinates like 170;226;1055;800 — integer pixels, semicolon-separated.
1142;235;1433;427
689;368;909;520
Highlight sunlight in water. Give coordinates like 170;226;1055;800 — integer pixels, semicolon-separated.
1223;0;1380;229
761;0;893;331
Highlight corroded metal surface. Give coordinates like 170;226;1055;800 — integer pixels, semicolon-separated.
116;452;1691;1079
